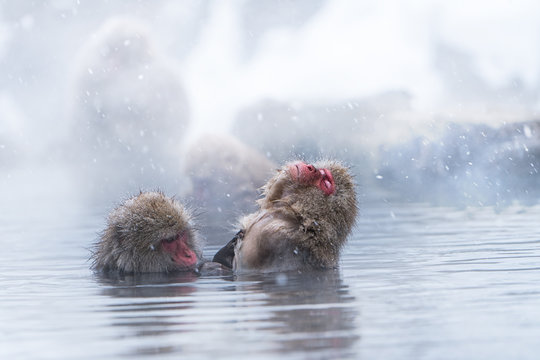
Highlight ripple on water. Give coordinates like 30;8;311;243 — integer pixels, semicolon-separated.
1;200;540;359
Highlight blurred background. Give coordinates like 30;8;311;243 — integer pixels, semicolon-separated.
1;0;540;240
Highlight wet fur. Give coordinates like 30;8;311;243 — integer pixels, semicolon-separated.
91;191;203;273
230;160;358;272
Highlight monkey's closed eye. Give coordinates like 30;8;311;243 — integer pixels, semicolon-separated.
163;237;176;243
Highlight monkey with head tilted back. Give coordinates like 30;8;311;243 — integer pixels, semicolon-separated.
213;160;358;273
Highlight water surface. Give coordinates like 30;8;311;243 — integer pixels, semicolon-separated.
1;169;540;359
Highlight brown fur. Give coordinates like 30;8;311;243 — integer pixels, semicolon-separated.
91;191;203;273
229;160;357;272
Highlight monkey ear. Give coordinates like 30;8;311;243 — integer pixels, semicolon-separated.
212;230;243;269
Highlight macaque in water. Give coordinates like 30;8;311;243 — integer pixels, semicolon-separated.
91;191;203;273
213;160;357;272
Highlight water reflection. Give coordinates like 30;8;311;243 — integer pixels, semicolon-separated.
96;272;200;298
95;269;358;358
95;272;202;356
235;271;359;357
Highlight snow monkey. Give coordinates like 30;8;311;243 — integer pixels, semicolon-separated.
213;160;358;272
91;191;203;273
71;17;189;200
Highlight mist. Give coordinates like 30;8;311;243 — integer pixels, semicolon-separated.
1;0;540;219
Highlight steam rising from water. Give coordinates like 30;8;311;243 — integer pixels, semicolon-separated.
1;0;540;213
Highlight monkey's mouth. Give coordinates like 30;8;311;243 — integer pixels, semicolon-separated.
288;161;336;195
319;168;335;195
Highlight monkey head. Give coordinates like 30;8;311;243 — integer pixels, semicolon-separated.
92;191;203;273
261;160;357;241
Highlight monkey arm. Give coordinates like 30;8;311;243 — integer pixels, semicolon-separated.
212;230;244;269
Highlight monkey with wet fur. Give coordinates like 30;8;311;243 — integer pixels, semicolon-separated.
213;160;358;272
92;160;356;274
92;191;212;274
